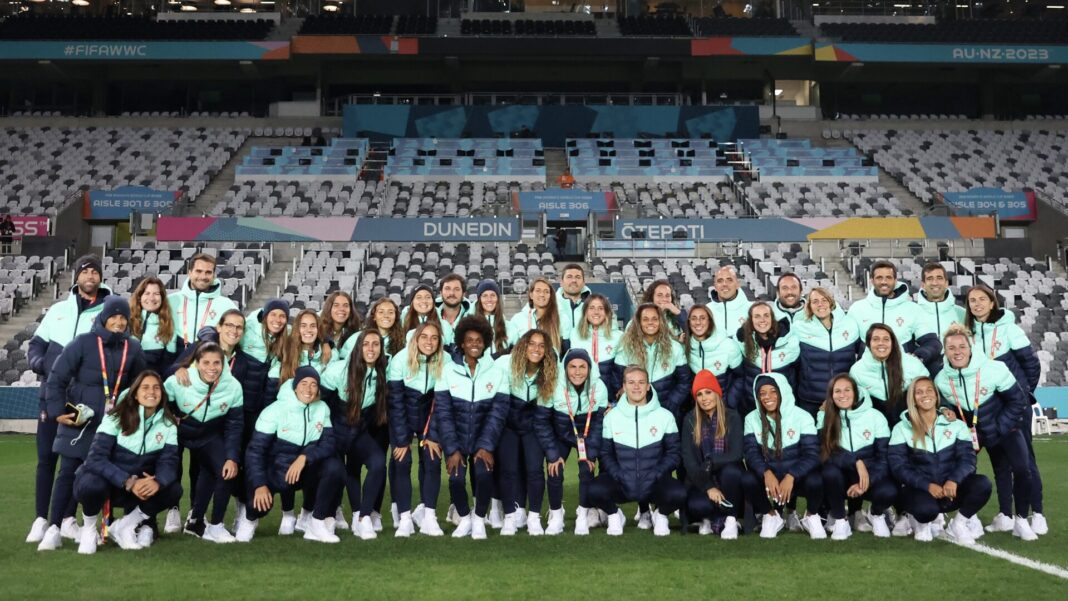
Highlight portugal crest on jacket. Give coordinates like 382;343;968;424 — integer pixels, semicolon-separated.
863;429;872;441
786;428;796;440
649;425;658;437
979;387;989;397
219;402;228;412
315;422;324;432
485;383;494;393
896;316;905;327
155;432;164;444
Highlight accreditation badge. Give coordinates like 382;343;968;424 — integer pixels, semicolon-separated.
576;437;588;462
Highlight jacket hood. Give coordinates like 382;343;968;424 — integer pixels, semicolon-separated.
612;395;665;420
941;345;990;379
866;280;911;307
180;276;224;299
753;372;796;412
710;287;750;305
92;296;132;344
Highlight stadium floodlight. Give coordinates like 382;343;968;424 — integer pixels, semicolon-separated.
323;2;339;10
180;1;198;10
71;0;89;5
239;6;256;12
215;0;232;5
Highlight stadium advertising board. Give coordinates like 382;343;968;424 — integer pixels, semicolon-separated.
10;216;50;237
84;186;181;220
816;42;1068;64
0;41;290;61
156;217;520;242
941;188;1038;222
515;190;616;220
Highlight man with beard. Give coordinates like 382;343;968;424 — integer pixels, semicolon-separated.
169;253;238;351
771;272;805;327
708;265;752;336
848;260;942;372
556;264;592;342
26;255;112;544
436;273;473;355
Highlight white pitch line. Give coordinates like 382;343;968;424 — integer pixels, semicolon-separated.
945;539;1068;581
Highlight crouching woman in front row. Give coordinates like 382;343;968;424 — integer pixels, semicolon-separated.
240;366;344;544
73;371;182;554
743;373;825;540
888;376;991;544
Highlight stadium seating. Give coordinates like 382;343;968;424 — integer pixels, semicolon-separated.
845;128;1068;210
299;14;395;35
460;18;595;36
741;182;911;217
0;254;64;319
0;15;273;40
0;127;247;216
617;15;693;37
820;20;1068;44
693;17;798;37
236;139;369;181
567;138;733;183
386;139;545;183
738;138;878;182
579;181;747;218
395;15;438;35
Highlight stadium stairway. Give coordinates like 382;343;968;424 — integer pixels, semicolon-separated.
270;17;304;41
544;148;568;185
190;136;299;216
243;243;304;313
595;18;622;38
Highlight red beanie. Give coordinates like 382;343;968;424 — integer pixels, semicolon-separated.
692;369;723;399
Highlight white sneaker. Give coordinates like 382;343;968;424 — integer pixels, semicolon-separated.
892;515;913;537
136;526;154;548
60;516;80;541
452;514;473;538
295;509;311;533
931;513;946;539
802;514;827;540
588;508;605;529
488;500;504;529
370;511;383;532
546;509;565;536
447;504;461;526
514;507;528;530
471;515;488;540
26;517;48;544
636;511;652;530
232;502;246;531
721;517;739;540
947;514;976;545
870;512;891;538
831;518;852;541
395;512;414;538
78;515;99;555
1031;513;1049;536
500;513;518;536
574;507;589;536
1013;515;1038;541
606;510;624;536
699;519;713;536
760;513;785;539
786;510;803;533
390;502;398;526
324;517;336;535
652;511;670;537
824;517;837;534
967;515;984;540
985;512;1014;533
526;511;545;536
853;511;873;533
235;518;258;543
164;508;182;534
913;522;933;542
111;510;145;550
278;511;296;536
358;516;377;540
37;524;62;551
304;518;341;544
419;510;444;537
335;508;349;531
413;504;426;525
203;523;236;544
349;512;361;536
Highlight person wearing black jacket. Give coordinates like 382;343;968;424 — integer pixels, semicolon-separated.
682;370;751;540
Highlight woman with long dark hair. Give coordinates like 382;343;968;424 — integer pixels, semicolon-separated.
817;374;896;540
640;279;687;341
737;301;799;419
320;290;362;359
685;304;743;408
129;277;179;374
849;323;929;428
322;328;390;540
507;277;564;355
352;296;405;360
72;371;181;553
473;279;511;358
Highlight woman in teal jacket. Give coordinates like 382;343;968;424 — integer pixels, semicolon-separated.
888;376;992;544
737;302;800;419
165;342;244;544
817;374;895;540
849;324;929;429
685;304;743;409
73;371;181;554
507;277;564;356
321;329;390;540
743;372;823;540
566;294;623;392
129;277;179;375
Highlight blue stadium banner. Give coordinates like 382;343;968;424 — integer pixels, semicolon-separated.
816;42;1068;65
941;188;1037;222
84;186;180;220
351;217;520;242
515;189;616;220
614;219;817;242
0;41;290;61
